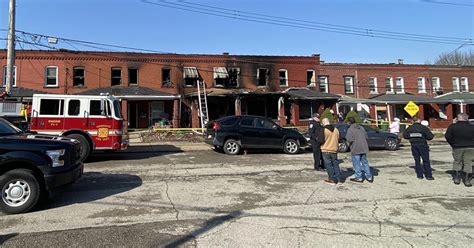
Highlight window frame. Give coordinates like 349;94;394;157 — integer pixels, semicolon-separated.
256;68;270;87
73;66;85;87
111;67;122;86
369;77;378;94
431;77;441;92
278;69;288;87
227;67;240;87
344;76;354;94
452;77;460;92
417;77;426;93
128;68;139;86
385;77;394;93
2;66;17;87
161;68;172;87
318;76;329;93
460;77;469;92
307;70;316;87
395;77;404;94
44;66;59;87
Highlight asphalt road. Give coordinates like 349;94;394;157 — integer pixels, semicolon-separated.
1;142;473;247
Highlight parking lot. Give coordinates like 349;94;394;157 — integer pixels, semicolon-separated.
0;141;473;247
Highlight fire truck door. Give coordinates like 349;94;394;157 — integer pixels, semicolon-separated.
34;99;65;133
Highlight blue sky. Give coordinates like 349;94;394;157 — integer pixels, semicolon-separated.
0;0;473;64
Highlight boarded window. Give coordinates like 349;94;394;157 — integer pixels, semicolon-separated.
68;100;81;116
111;68;122;86
128;68;139;85
73;67;85;87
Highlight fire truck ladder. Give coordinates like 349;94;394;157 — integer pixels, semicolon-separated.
197;80;209;129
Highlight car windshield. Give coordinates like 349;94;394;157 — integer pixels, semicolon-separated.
112;100;123;119
0;118;23;135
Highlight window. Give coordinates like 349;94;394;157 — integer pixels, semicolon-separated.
2;66;16;87
307;70;316;86
89;100;109;116
395;77;404;93
214;67;229;87
417;77;426;93
257;68;269;86
240;117;254;127
183;67;199;87
461;77;469;92
256;118;275;129
228;68;240;87
220;117;239;126
385;77;394;93
73;67;85;87
344;76;354;94
452;77;460;92
128;68;139;85
431;77;441;92
39;99;63;115
45;66;58;87
111;68;122;86
68;100;80;116
161;68;172;87
369;77;378;94
318;76;328;93
279;69;288;86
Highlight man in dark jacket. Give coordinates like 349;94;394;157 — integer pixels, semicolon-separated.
346;117;373;183
403;116;434;180
445;113;474;187
309;113;325;170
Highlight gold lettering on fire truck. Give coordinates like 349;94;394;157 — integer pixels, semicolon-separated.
97;126;110;140
48;119;61;126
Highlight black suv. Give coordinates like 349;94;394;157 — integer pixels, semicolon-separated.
206;115;308;155
0;118;83;214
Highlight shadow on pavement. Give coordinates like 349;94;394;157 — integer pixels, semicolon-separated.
37;172;142;211
86;145;184;162
0;233;18;245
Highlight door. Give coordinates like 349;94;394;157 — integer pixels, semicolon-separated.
255;117;283;148
33;98;64;134
238;117;260;148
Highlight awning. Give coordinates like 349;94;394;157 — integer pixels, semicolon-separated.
435;92;474;104
369;93;437;104
183;67;199;78
213;67;229;79
337;94;378;105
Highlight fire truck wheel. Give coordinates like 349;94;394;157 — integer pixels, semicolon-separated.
67;134;90;161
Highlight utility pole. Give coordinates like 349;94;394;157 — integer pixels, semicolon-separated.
5;0;16;95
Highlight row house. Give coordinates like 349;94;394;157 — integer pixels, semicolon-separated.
1;50;473;128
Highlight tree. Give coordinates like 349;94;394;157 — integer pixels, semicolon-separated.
320;108;335;123
344;111;362;124
434;50;474;66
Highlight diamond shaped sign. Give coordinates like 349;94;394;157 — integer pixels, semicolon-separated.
404;101;419;117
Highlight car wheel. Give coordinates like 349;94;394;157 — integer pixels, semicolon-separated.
223;139;241;155
0;169;41;214
283;139;300;154
385;138;398;151
338;140;350;153
67;134;90;162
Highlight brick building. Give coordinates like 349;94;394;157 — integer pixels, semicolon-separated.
1;50;473;128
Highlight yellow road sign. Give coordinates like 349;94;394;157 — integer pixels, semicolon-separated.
404;101;419;117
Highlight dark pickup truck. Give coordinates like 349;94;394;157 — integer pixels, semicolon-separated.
0;118;83;214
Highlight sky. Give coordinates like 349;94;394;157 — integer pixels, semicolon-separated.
0;0;473;64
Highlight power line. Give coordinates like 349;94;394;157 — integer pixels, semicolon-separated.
420;0;474;7
141;0;473;45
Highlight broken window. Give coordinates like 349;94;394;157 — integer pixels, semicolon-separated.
45;66;58;87
128;68;139;85
279;69;288;86
73;67;85;87
162;68;172;87
214;67;229;87
307;70;316;86
183;67;199;87
111;67;122;86
228;67;240;87
257;68;269;86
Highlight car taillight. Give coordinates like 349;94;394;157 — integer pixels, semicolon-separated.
213;121;220;131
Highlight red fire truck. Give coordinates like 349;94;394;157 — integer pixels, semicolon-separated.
30;94;128;161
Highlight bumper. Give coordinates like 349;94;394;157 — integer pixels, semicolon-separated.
44;162;84;190
204;134;224;147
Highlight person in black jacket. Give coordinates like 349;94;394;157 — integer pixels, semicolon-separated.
445;113;474;187
403;116;434;180
309;113;325;171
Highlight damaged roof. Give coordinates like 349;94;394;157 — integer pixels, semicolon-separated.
284;88;340;100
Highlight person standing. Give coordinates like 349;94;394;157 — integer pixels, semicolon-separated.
403;116;434;180
389;117;400;135
445;113;474;187
309;113;325;171
346;117;374;183
320;118;341;185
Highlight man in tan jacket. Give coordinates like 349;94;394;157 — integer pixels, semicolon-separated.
320;118;342;185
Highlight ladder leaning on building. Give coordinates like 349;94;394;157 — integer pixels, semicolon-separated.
197;80;209;129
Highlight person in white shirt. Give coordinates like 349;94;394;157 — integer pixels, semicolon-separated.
389;117;400;135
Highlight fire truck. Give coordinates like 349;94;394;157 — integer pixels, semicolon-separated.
30;94;128;161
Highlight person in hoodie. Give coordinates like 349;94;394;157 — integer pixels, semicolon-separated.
445;113;474;187
346;117;374;183
403;116;434;180
309;113;325;171
320;118;341;185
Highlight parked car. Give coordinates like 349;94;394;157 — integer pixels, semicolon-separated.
205;115;308;155
335;123;400;152
0;118;83;214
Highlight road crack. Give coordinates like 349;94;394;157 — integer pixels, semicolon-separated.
164;180;180;221
371;200;382;237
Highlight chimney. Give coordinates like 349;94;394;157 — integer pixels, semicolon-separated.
223;52;229;56
398;59;404;64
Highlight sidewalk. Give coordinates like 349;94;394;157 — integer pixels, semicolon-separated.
129;141;211;152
